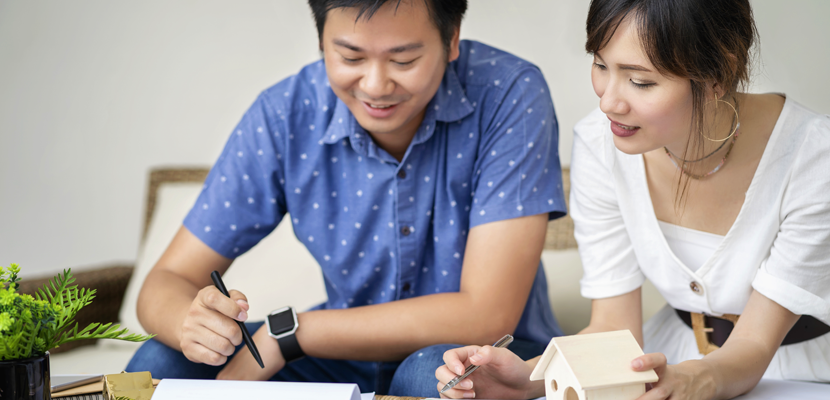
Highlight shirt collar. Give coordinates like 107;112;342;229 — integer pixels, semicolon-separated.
321;66;474;146
321;100;355;145
430;66;475;123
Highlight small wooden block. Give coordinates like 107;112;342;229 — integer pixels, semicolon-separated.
102;371;155;400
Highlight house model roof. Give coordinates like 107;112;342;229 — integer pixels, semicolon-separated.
529;330;659;390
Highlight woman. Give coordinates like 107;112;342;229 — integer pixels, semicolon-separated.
436;0;830;399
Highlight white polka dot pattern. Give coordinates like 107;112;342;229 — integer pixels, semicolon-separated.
182;40;567;344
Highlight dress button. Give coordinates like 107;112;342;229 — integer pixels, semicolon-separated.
397;169;407;179
402;283;411;292
401;226;411;236
690;281;703;295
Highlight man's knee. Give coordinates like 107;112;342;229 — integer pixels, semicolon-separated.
388;344;460;397
410;344;458;364
125;338;220;379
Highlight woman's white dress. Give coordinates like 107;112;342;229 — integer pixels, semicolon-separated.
570;97;830;381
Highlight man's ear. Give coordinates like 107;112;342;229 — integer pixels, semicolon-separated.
447;27;461;63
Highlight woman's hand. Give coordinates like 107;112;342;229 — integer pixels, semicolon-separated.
435;345;541;399
632;353;716;400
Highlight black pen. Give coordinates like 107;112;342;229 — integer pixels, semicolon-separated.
210;270;265;369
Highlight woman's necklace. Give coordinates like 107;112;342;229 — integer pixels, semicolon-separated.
664;127;740;180
664;128;730;162
666;112;738;162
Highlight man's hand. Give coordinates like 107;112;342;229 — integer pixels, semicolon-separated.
180;286;249;366
217;324;286;380
435;345;541;399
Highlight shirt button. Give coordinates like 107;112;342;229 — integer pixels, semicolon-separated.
402;283;411;292
690;281;703;295
401;226;411;236
397;169;407;179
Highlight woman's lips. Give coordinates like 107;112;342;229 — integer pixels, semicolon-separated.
362;101;399;118
608;118;640;137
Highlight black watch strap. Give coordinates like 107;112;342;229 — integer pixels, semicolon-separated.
277;332;305;363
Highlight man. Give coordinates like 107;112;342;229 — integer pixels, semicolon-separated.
126;0;567;397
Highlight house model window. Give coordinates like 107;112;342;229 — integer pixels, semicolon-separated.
529;330;659;400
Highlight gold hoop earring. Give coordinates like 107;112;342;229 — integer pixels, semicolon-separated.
701;93;739;143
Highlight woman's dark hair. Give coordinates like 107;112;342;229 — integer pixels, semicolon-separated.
308;0;467;51
586;0;758;205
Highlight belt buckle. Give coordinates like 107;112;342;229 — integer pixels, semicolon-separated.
690;312;740;355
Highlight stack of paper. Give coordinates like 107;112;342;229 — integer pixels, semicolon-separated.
152;379;375;400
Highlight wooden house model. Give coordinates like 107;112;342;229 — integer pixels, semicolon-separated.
529;330;659;400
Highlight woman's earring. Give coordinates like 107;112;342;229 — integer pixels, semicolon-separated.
701;93;740;142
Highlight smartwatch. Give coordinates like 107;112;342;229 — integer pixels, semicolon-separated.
265;306;305;363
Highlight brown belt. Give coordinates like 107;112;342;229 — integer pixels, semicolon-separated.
675;309;830;355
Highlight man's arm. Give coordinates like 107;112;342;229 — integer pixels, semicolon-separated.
218;213;550;379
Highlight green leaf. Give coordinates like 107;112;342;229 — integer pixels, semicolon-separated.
55;322;154;347
2;265;153;360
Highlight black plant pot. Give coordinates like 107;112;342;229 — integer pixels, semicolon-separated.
0;352;50;400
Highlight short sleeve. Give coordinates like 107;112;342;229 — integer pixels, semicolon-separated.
469;67;566;228
571;112;645;299
752;118;830;324
183;93;287;258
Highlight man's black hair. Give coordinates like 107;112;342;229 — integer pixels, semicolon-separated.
308;0;468;51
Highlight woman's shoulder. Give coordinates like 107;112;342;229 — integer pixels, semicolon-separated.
775;97;830;153
767;97;830;196
794;102;830;132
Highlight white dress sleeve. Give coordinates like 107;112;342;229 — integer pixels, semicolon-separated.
752;115;830;324
571;111;646;299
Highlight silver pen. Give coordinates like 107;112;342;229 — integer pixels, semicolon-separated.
440;334;514;394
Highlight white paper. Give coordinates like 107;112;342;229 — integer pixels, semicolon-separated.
152;379;369;400
735;379;829;399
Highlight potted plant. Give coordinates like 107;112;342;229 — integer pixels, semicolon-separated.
1;263;153;400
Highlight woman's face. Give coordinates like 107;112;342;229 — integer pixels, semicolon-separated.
591;16;695;155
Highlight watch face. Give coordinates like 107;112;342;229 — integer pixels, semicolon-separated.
268;311;295;336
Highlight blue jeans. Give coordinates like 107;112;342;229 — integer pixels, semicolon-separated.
126;321;546;397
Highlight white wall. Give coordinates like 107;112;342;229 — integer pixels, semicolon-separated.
1;0;829;277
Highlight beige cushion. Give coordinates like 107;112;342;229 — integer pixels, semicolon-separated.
118;182;327;337
542;249;666;335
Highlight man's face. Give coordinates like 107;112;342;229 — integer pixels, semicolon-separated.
322;0;459;138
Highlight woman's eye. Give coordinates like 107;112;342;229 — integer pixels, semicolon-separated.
593;62;607;70
342;56;362;63
630;80;656;89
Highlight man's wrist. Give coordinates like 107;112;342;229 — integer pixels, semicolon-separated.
266;306;305;363
254;325;286;373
